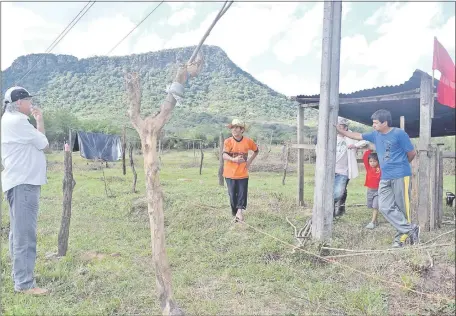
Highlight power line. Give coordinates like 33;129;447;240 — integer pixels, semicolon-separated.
18;1;96;83
44;2;92;54
106;1;164;56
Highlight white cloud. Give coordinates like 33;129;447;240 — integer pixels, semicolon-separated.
167;8;196;26
167;2;186;12
365;3;400;26
1;2;61;69
256;69;320;96
339;69;381;93
0;2;167;64
342;2;352;21
340;2;455;91
1;1;454;99
58;14;138;57
272;3;323;64
133;33;165;54
164;2;302;68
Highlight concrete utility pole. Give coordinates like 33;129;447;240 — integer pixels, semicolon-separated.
312;1;342;241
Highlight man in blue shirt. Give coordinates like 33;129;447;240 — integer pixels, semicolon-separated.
336;109;420;248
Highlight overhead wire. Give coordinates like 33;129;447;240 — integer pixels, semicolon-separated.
106;1;165;56
18;1;96;83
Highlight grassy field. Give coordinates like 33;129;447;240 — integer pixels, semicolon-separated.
1;146;455;315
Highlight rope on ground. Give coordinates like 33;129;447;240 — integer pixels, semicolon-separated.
323;243;454;259
423;229;455;245
236;218;454;303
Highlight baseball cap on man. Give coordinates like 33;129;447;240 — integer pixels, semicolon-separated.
3;86;33;106
337;117;349;126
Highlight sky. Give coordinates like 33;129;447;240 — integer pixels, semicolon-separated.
1;1;455;96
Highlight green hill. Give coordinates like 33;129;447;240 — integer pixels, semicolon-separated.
1;45;318;144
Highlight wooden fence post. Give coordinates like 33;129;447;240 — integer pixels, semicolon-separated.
129;143;137;193
429;145;437;230
436;144;444;227
199;142;204;175
58;129;76;256
411;156;420;224
282;142;290;185
122;126;126;175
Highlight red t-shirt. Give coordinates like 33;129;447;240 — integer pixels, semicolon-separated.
364;150;381;189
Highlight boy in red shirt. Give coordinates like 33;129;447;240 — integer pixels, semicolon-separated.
363;148;381;229
222;119;259;222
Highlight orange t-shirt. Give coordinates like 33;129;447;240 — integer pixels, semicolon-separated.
223;136;259;179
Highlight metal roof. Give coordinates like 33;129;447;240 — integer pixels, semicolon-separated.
293;70;455;138
296;69;436;99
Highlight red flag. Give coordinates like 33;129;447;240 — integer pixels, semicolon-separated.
433;37;455;108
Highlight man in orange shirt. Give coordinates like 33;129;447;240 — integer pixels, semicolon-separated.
223;119;259;222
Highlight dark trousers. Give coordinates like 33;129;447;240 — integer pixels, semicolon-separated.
334;179;349;217
225;178;249;216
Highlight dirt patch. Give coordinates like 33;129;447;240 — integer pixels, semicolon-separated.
179;162;200;169
80;251;107;262
263;252;282;264
46;160;63;172
98;176;125;182
420;262;456;294
129;197;149;222
443;159;455;175
249;162;284;173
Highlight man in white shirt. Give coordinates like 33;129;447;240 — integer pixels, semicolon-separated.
2;86;49;295
314;117;366;217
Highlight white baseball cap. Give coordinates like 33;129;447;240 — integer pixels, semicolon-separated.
3;86;33;106
337;116;349;126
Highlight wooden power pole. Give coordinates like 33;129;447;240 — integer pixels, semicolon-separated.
312;1;343;241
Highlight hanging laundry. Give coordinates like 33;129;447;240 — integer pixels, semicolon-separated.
72;131;122;162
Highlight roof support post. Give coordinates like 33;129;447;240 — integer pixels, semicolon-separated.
416;73;433;231
297;105;305;206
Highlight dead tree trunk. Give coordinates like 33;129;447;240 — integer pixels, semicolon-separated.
58;134;76;256
124;3;230;312
129;143;137;193
126;73;182;315
218;132;224;186
125;53;205;315
122;125;127;175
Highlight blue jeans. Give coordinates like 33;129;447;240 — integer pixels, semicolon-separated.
6;184;40;291
334;174;349;202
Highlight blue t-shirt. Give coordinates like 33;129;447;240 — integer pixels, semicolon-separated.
362;128;414;180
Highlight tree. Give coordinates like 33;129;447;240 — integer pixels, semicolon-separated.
123;3;232;312
125;57;203;315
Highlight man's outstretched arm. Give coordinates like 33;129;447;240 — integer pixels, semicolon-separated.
335;125;363;140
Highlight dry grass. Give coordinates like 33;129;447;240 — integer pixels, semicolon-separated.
1;147;455;315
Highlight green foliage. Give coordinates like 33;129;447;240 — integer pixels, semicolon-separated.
44;109;80;143
2;46;319;144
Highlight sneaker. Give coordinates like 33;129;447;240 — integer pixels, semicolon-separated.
409;226;421;245
365;222;377;229
392;241;403;248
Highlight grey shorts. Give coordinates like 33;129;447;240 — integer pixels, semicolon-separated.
367;188;379;209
